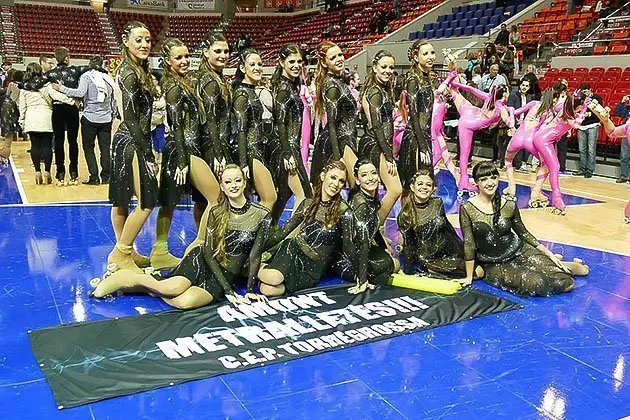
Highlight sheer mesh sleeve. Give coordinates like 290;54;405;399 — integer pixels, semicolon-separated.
510;203;540;248
352;200;373;284
164;83;189;170
323;83;342;160
203;208;236;296
340;203;357;267
199;76;224;165
366;86;394;162
232;89;250;169
247;212;272;292
266;199;308;249
459;204;477;261
274;84;295;158
406;76;431;156
120;69;154;162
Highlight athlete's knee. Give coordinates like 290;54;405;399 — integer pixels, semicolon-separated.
260;283;285;297
258;268;284;286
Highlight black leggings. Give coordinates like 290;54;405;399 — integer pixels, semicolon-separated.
52;103;80;178
29;132;54;172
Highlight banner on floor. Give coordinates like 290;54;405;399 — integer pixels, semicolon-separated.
177;0;216;10
29;284;520;409
127;0;169;9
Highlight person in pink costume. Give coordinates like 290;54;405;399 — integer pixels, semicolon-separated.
586;99;630;222
529;93;591;215
299;83;313;168
392;105;406;158
431;74;459;182
445;71;515;196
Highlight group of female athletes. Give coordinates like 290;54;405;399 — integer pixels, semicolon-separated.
88;21;622;310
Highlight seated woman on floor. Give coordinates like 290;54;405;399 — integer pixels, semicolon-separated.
89;165;271;309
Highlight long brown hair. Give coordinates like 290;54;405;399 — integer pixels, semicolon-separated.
407;40;436;86
398;169;435;231
314;41;339;119
198;32;231;101
208;164;245;263
119;21;158;97
360;49;395;103
161;37;194;94
304;160;347;228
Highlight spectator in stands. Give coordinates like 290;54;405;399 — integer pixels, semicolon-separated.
613;94;630;183
478;64;507;93
53;55;116;185
378;11;387;34
576;83;603;178
509;25;522;48
465;52;479;81
521;64;541;100
1;61;13;90
497;44;515;80
495;24;510;47
507;78;534;170
393;0;402;19
471;65;482;86
481;43;497;74
39;54;56;73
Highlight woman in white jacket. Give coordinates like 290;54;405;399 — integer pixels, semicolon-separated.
19;63;74;185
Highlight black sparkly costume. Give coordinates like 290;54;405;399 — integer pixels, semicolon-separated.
109;62;158;209
311;74;358;181
398;70;436;189
0;89;19;135
270;76;313;198
167;201;271;300
159;78;203;207
231;83;267;171
359;84;395;168
266;198;355;293
331;189;394;285
398;197;466;277
196;69;232;172
459;199;574;296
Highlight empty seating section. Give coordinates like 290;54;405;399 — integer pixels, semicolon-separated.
520;2;598;44
589;15;630;55
540;66;630;146
168;15;221;50
225;12;315;53
15;4;108;58
409;0;531;40
110;10;166;45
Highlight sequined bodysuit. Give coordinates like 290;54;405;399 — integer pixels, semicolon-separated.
169;201;271;298
196;69;231;171
398;197;466;277
109;62;158;209
311;74;358;181
459;199;574;296
359;83;395;167
0;90;19;135
232;82;266;170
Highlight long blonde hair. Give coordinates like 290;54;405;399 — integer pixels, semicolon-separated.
209;164;244;263
314;41;338;119
161;37;194;94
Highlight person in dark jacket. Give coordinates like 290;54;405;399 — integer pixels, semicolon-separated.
507;79;534;170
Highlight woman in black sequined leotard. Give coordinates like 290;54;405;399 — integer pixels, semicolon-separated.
269;44;313;222
192;32;232;227
458;162;589;296
397;170;470;278
107;22;160;273
359;50;403;222
258;160;355;296
231;49;277;210
91;165;271;308
331;160;399;294
311;41;359;186
399;40;438;192
151;38;220;270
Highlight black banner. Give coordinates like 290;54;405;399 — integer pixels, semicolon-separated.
29;284;520;409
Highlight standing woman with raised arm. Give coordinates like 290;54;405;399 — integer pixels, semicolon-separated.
269;44;313;221
151;38;220;269
398;40;437;195
193;32;232;228
358;50;403;221
108;21;160;273
311;41;359;186
231;48;277;210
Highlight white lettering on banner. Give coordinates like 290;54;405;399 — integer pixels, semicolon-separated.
177;0;216;11
127;0;168;9
156;313;432;360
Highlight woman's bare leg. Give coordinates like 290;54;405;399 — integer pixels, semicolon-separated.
378;153;402;223
343;146;358;187
162;286;214;309
252;159;278;210
258;266;285;296
92;269;191;298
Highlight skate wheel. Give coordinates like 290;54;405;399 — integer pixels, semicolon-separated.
469;191;477;197
625;217;630;224
143;267;155;275
530;201;539;208
89;278;101;288
395;244;403;253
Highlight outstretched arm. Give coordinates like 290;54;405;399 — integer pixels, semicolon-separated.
513;100;538;117
451;80;491;102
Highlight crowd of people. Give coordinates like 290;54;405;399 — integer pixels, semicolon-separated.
2;20;629;312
